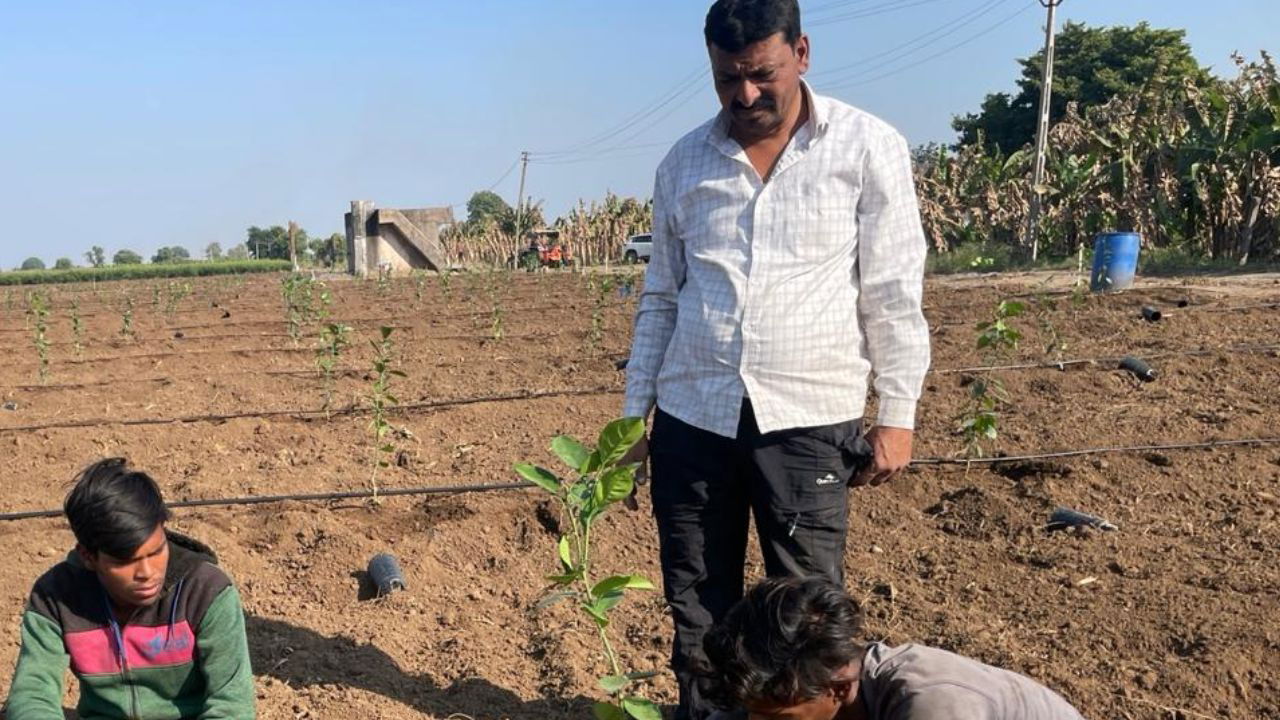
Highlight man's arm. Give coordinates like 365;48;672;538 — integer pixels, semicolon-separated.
6;609;70;719
854;129;931;484
856;128;931;430
623;167;686;421
195;586;255;719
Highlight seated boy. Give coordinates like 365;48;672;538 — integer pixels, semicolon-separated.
5;458;254;719
701;577;1083;720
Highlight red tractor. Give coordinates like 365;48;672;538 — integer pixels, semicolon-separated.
515;229;573;271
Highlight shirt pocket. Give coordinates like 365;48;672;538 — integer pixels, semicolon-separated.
678;181;752;261
781;183;858;265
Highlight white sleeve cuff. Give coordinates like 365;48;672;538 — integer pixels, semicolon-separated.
876;397;917;430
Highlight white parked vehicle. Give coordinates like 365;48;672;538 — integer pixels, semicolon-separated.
622;233;653;264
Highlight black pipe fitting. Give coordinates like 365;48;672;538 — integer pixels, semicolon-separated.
368;553;407;596
1120;356;1157;382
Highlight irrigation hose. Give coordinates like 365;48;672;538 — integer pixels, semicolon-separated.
4;341;1280;428
932;342;1280;374
3;436;1277;522
910;436;1280;466
0;481;535;522
0;386;623;434
4;341;1276;393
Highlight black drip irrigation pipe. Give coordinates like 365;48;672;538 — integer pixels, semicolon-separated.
1200;301;1280;313
924;300;1279;330
5;342;1275;394
911;436;1280;466
4;436;1278;523
617;343;1280;378
0;481;535;522
931;342;1280;375
17;331;566;368
0;386;623;434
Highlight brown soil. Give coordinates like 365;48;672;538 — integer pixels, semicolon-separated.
1;269;1278;719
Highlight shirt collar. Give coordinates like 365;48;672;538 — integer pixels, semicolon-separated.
707;79;827;156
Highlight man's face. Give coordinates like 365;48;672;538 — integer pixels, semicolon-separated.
708;32;810;142
80;524;169;612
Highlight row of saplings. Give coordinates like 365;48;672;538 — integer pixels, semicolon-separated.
280;270;643;500
16;272;1052;719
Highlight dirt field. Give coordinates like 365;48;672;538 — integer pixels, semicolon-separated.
1;268;1278;719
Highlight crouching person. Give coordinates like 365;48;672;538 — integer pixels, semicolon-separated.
701;577;1083;720
5;458;255;719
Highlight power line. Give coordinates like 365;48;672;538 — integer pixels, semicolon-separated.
522;0;1027;176
483;156;521;191
529;141;676;166
529;0;989;164
820;1;1036;91
531;79;708;163
532;0;1023;167
808;0;950;27
444;153;523;211
531;65;707;158
810;0;1011;82
529;75;708;163
807;0;899;15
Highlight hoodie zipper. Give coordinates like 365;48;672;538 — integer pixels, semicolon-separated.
103;594;143;720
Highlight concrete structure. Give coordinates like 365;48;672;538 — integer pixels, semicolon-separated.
345;201;453;276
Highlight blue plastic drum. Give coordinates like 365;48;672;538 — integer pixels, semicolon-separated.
1089;232;1141;292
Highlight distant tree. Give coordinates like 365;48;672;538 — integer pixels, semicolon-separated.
226;245;250;260
952;22;1209;152
245;225;309;260
20;257;45;271
54;258;74;269
205;242;223;261
152;246;191;264
502;201;546;237
85;246;106;267
467;190;512;225
113;249;143;265
310;233;346;268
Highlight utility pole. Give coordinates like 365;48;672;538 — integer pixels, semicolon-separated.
288;220;299;271
514;150;530;253
1027;0;1062;263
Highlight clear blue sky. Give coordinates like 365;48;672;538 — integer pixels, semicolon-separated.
1;0;1275;268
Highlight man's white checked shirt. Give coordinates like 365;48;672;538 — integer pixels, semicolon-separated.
623;82;931;438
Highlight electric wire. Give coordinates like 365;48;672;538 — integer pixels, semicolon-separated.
810;0;1011;82
822;1;1036;91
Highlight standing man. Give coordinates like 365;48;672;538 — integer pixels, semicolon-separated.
623;1;930;717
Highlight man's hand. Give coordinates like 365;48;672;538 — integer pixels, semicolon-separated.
853;426;913;487
621;434;650;511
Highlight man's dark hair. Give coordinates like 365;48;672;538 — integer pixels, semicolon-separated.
700;577;866;709
704;0;802;53
64;458;170;557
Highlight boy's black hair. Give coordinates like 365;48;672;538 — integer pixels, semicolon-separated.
704;0;802;54
700;576;866;709
64;458;170;557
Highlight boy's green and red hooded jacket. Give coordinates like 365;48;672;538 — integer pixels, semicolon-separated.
4;532;255;719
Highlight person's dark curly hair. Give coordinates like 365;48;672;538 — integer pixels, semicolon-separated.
699;577;867;709
704;0;802;54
